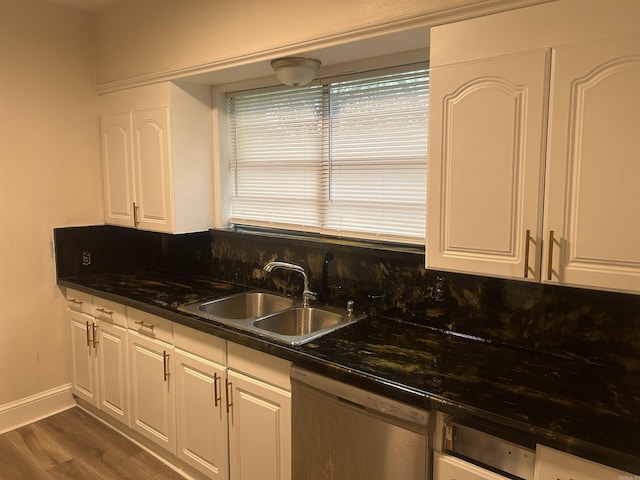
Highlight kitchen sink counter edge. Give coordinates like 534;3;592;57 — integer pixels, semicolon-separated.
58;270;640;474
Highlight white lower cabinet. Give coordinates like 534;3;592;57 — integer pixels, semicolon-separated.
228;342;292;480
434;451;511;480
68;291;635;480
174;333;228;479
227;370;291;480
68;290;129;425
69;309;99;407
96;319;130;425
128;328;176;454
68;293;293;480
534;445;633;480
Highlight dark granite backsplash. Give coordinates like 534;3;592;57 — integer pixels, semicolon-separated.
54;225;640;371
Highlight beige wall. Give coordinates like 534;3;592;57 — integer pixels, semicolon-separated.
0;0;103;406
95;0;483;87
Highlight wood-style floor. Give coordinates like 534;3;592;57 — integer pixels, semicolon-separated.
0;407;185;479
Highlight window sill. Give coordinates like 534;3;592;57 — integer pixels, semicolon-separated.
210;226;424;260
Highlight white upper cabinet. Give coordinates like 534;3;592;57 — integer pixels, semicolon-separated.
543;34;640;293
100;82;213;234
427;49;549;281
131;107;171;231
102;112;135;226
427;0;640;294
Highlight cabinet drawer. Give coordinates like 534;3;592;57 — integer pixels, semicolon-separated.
434;452;512;480
127;308;173;343
534;445;631;480
228;342;291;391
66;288;93;316
173;322;226;365
94;297;127;327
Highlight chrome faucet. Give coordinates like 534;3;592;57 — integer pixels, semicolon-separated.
263;261;316;307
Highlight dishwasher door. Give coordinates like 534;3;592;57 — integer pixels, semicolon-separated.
291;366;430;480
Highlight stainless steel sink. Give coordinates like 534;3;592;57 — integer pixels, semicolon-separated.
254;307;345;336
193;291;295;320
180;291;365;345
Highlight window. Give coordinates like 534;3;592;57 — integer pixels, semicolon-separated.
227;64;428;245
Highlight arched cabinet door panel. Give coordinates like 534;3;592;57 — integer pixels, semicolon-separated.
102;113;135;227
132;107;172;232
427;49;549;281
543;34;640;293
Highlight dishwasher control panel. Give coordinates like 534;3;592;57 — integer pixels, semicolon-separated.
291;366;429;425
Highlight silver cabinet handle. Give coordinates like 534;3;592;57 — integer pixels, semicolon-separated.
85;321;91;347
547;230;555;281
92;323;98;349
226;379;233;414
133;202;139;227
134;320;155;331
69;298;84;310
96;307;114;316
162;350;170;382
214;373;221;408
523;229;531;279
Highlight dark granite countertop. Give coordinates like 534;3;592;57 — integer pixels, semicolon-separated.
58;269;640;474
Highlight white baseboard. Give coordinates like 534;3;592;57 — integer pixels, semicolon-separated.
0;384;75;434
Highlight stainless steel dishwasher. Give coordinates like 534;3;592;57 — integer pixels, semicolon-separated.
291;366;430;480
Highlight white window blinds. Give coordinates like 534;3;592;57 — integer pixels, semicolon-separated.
228;65;428;244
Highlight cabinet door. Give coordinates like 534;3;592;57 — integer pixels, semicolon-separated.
70;310;98;407
228;370;291;480
543;34;640;294
534;445;631;480
174;348;228;480
427;50;549;280
97;321;129;426
102;112;135;227
434;452;511;480
132;107;173;233
128;331;175;453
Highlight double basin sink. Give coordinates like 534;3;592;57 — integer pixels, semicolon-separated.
180;291;365;345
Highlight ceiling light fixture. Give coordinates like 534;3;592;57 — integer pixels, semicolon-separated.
271;57;321;87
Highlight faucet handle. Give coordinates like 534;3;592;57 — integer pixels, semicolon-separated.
302;289;316;307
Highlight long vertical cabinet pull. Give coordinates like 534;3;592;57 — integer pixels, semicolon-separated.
214;373;221;408
523;229;532;278
85;321;91;347
133;202;139;227
226;380;233;414
91;323;98;349
163;350;170;381
547;230;555;281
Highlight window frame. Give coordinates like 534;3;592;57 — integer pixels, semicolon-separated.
212;56;429;250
